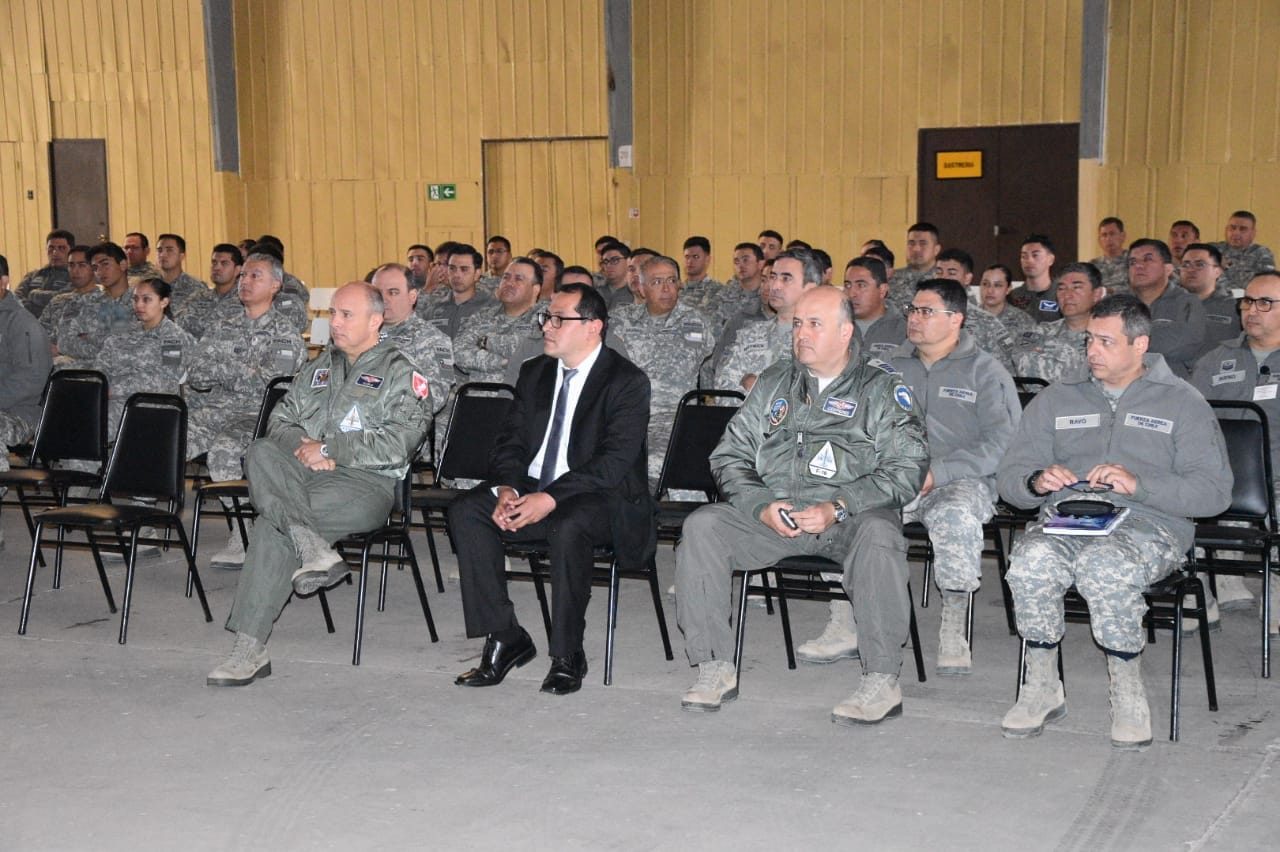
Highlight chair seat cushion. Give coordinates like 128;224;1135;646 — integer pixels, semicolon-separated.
1194;524;1275;548
37;503;175;528
0;467;100;489
196;479;251;499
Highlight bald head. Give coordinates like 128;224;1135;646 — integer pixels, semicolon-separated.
793;286;854;378
329;281;385;361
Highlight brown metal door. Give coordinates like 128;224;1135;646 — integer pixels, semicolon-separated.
918;124;1078;275
49;139;109;244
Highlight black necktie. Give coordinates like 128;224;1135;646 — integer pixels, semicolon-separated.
538;367;578;490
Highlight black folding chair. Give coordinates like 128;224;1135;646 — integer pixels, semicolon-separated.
654;389;744;545
0;370;109;565
315;463;440;665
189;376;294;559
412;382;516;592
1192;400;1279;677
18;393;213;643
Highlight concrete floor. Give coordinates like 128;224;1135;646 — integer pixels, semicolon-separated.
2;504;1278;851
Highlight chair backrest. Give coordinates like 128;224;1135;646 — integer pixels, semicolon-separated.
655;389;745;498
101;393;188;508
254;376;294;440
30;369;110;466
309;316;331;346
437;382;516;482
1208;400;1275;528
1013;375;1049;410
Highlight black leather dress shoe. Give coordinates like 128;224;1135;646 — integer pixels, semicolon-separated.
455;628;536;687
540;650;589;695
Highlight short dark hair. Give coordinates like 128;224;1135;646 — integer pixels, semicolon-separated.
937;248;974;275
559;282;609;333
561;264;594;283
486;235;512;251
157;233;186;253
135;276;173;301
1056;261;1103;289
212;243;244;265
757;229;783;244
538;252;565;285
600;241;631;259
863;244;895;268
125;232;150;249
683;236;711;254
0;254;7;277
69;243;94;258
89;241;127;263
47;229;75;245
784;238;812;250
1091;293;1152;341
915;278;968;318
1184;242;1223;265
256;234;285;256
506;256;542;284
812;248;832;274
594;235;619;250
408;243;433;261
449;243;483;269
1230;210;1257;225
1022;233;1056;254
776;248;823;286
1170;219;1200;238
983;263;1014;284
1099;217;1125;231
846;256;888;285
907;222;939;238
1129;238;1173;264
435;240;460;259
248;241;283;263
733;242;764;261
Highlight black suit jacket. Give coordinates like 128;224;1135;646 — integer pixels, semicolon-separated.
490;346;656;570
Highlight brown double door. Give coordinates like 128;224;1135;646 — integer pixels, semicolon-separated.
918;123;1079;276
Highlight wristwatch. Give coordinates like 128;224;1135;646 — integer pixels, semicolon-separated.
319;442;331;459
1027;469;1044;495
831;500;849;523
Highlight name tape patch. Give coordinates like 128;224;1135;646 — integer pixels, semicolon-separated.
1211;370;1245;386
939;386;977;404
822;397;858;418
355;373;384;389
1123;412;1173;434
1055;413;1100;430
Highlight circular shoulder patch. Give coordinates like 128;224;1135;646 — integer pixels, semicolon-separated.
769;397;789;426
893;384;914;412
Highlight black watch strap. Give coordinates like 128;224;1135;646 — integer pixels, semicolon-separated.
1027;469;1044;495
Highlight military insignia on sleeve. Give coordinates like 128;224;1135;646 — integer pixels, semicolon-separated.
822;397;858;417
339;404;364;432
1039;299;1059;312
867;358;898;375
355;373;384;389
769;397;789;426
412;371;431;399
893;384;914;411
311;368;331;388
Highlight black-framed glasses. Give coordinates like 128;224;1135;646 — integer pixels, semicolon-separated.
902;305;957;318
1240;296;1279;313
536;311;593;329
1065;480;1114;493
601;256;625;266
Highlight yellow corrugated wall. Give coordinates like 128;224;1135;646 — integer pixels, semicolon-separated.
1084;0;1280;250
2;1;1277;287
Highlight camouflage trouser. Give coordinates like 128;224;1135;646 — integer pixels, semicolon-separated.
1007;513;1184;653
647;411;675;491
0;410;36;474
902;478;996;593
187;408;257;482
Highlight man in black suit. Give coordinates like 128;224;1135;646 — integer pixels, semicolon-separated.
450;282;654;695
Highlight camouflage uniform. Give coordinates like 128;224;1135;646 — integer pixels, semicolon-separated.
680;276;724;314
853;310;909;360
15;265;72;318
175;287;241;340
413;284;457;321
612;302;717;484
597;283;633;312
1215;242;1276;291
0;292;53;473
164;272;210;316
272;288;309;334
886;268;931;312
40;289;96;351
1012;319;1088;384
185;306;306;481
453;302;546;385
95;316;195;439
379;314;453;414
996;353;1233;652
962;305;1018;373
1090;254;1130;294
126;262;162;286
1007;286;1062;323
992;303;1037;337
423;290;496;340
478;274;501;296
714;318;791;392
707;278;765;331
891;333;1021;591
54;288;136;367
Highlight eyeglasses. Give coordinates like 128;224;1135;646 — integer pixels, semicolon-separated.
1065;480;1114;494
536;311;593;329
646;276;680;288
902;305;958;318
1180;260;1217;270
601;256;625;266
1239;296;1279;313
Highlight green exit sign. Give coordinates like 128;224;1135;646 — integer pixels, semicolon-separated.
427;183;457;201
